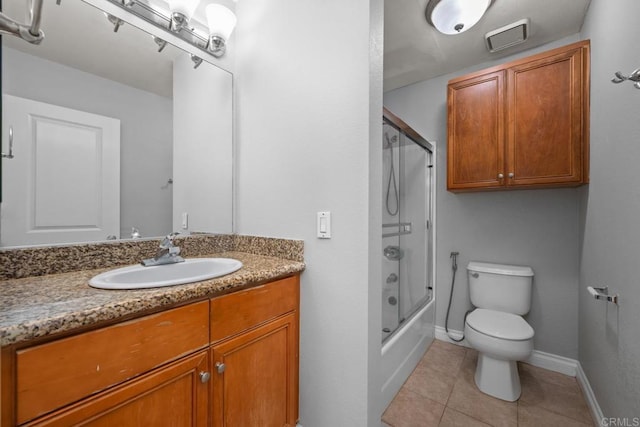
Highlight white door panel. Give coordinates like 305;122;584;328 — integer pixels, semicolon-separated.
1;95;120;246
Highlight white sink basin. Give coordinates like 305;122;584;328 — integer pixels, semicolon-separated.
89;258;243;290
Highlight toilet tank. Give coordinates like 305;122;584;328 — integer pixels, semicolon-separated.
467;262;534;315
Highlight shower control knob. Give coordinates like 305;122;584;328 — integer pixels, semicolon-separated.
497;173;504;179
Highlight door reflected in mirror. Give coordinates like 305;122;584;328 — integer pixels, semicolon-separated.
0;0;233;247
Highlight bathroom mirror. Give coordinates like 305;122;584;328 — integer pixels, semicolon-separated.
0;0;233;247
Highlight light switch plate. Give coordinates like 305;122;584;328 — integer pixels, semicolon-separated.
317;211;331;239
182;212;189;230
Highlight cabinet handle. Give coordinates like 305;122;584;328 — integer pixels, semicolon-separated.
199;371;211;383
497;173;504;179
508;172;514;178
215;362;226;374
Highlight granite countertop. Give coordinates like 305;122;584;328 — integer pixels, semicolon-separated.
0;251;305;347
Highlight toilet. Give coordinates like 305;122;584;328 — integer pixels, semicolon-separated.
464;261;535;402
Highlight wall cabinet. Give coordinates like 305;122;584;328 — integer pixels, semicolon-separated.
447;40;590;192
1;275;300;426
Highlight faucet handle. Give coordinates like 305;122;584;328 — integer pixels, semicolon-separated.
160;232;180;248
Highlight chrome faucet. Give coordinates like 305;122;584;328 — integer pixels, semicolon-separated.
141;232;185;266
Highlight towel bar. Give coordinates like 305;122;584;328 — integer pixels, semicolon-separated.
587;286;619;305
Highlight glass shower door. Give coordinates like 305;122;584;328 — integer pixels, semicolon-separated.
382;118;433;343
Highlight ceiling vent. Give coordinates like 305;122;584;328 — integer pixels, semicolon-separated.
485;19;530;53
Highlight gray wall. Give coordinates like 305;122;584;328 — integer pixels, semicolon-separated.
2;47;173;240
579;0;640;418
384;35;583;359
234;0;384;424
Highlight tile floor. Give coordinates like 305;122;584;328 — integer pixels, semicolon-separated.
382;340;595;427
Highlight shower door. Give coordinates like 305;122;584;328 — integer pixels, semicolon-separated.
382;116;433;342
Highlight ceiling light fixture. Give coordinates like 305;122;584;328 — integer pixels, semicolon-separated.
425;0;491;35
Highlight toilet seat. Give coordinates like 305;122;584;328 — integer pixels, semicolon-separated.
466;309;534;341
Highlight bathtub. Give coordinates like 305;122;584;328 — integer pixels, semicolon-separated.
380;298;435;409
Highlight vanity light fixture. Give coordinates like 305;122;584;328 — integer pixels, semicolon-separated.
106;13;126;32
0;0;45;44
205;3;237;57
167;0;200;31
153;35;168;52
190;53;204;68
425;0;491;35
106;0;237;59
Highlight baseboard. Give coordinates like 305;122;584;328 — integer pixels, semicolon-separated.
434;325;471;348
434;328;603;424
525;349;578;377
435;326;576;375
576;362;605;426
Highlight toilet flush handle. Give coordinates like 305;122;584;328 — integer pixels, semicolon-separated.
471;272;479;278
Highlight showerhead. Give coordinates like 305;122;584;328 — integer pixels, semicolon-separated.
383;132;399;148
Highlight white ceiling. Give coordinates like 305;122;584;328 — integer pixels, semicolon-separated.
3;0;591;97
384;0;592;92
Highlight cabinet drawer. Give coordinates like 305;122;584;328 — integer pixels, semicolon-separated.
23;351;209;427
210;275;299;343
16;300;209;424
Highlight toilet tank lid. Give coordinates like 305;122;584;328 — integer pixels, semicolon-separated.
467;262;534;277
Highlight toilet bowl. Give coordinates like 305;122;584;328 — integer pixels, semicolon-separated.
465;262;535;402
464;308;534;401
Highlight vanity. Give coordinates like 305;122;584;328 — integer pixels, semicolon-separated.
0;235;304;426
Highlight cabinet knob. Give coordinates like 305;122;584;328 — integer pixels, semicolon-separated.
508;172;514;178
498;173;504;179
215;362;226;374
199;371;211;383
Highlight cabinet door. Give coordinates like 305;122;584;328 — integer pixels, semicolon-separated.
507;45;586;186
447;70;505;191
25;351;209;427
211;313;299;427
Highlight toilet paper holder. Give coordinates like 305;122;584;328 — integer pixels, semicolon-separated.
587;286;619;305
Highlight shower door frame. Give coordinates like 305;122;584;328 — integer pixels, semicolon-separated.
382;107;436;344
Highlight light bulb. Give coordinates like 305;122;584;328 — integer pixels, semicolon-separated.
167;0;200;23
206;3;237;40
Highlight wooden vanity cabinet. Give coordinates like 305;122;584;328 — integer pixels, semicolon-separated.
2;274;301;427
447;40;590;192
